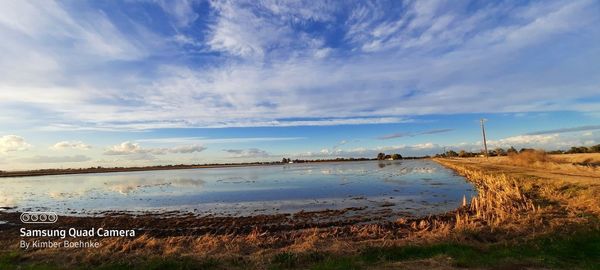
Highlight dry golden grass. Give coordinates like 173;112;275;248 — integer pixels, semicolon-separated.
435;159;541;232
473;152;600;174
437;157;600;217
552;153;600;164
507;150;556;165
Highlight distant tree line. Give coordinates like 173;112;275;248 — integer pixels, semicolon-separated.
281;157;372;163
435;144;600;158
548;144;600;154
280;152;407;163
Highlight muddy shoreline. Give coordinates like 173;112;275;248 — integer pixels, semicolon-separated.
0;208;453;237
0;205;459;244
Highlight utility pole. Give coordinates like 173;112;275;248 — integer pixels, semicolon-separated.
480;118;488;158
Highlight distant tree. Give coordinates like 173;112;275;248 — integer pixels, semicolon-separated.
377;153;386;160
391;153;402;160
589;144;600;153
282;158;289;163
519;148;534;153
458;150;468;157
495;148;506;156
384;154;392;160
507;146;518;155
567;146;588;154
446;150;458;157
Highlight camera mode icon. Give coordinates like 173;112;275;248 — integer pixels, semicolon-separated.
20;212;58;224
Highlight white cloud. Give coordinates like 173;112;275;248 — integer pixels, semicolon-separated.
207;1;285;58
0;135;31;153
223;148;271;158
454;132;600;152
172;34;201;46
170;145;207;154
104;141;143;155
297;143;444;159
0;1;144;72
18;155;91;163
206;0;334;59
295;130;600;159
489;134;561;147
412;142;436;149
51;141;91;150
484;133;599;150
104;141;206;156
155;0;199;27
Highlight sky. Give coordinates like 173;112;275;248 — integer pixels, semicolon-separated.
1;0;600;170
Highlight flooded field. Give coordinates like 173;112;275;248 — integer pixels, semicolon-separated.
0;160;475;217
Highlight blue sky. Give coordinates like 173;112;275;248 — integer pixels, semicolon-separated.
1;0;599;170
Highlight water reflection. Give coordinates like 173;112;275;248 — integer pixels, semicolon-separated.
0;160;475;216
106;178;205;194
0;191;16;207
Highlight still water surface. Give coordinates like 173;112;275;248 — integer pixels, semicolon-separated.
0;160;475;217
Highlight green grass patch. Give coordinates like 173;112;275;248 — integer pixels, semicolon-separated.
94;257;221;270
0;251;60;270
359;228;600;269
0;252;221;270
310;257;361;270
269;252;299;269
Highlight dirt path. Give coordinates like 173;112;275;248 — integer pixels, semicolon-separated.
444;158;600;183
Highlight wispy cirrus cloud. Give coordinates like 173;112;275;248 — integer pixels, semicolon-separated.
526;125;600;135
206;0;336;59
379;128;453;140
1;0;599;131
136;136;305;144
